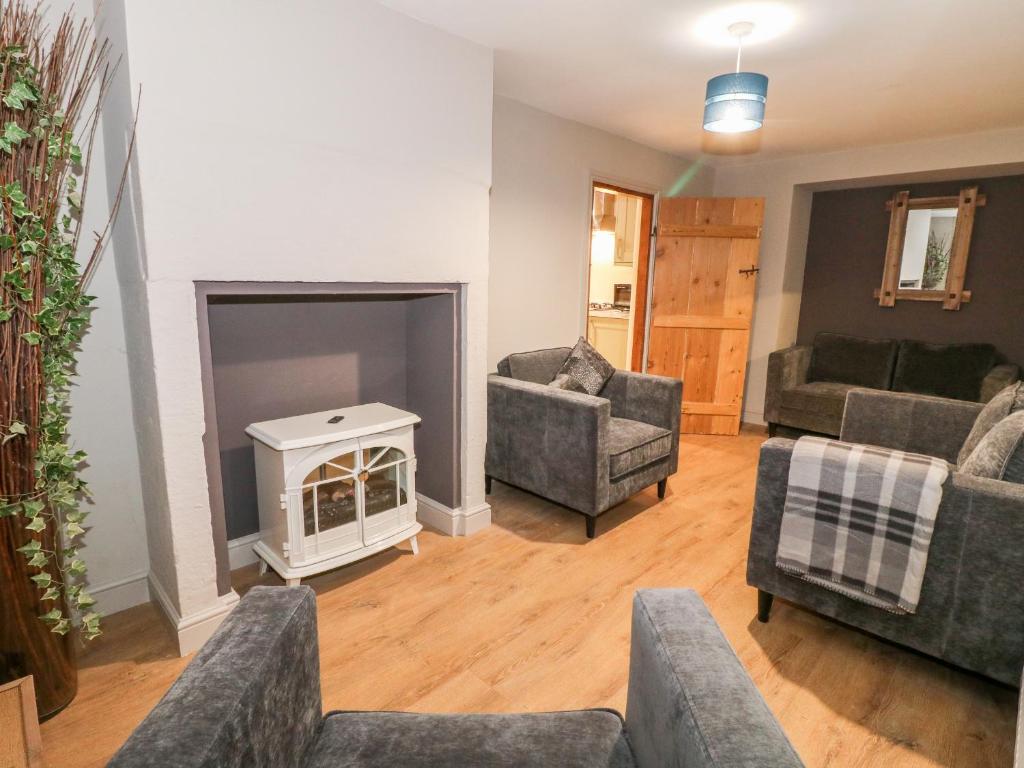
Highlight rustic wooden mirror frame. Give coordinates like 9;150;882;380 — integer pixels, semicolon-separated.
876;185;984;311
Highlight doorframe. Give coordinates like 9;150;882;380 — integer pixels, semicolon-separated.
582;175;659;372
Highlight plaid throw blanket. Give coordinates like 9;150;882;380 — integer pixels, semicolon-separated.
776;436;949;614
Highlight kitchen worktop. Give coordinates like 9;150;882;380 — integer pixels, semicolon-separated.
588;308;630;319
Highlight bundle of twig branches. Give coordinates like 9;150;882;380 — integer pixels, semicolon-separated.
0;0;125;668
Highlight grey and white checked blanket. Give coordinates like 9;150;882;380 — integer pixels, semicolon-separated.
776;436;949;614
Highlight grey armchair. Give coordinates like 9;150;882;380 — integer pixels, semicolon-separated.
749;388;1024;685
110;586;803;767
487;347;682;538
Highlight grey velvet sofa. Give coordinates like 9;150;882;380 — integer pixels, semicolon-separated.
765;332;1019;437
487;347;682;538
749;388;1024;685
109;585;803;767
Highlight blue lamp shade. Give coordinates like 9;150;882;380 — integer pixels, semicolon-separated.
703;72;769;133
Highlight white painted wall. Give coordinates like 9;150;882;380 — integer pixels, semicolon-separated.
488;97;713;368
30;0;150;618
712;126;1024;424
101;0;494;652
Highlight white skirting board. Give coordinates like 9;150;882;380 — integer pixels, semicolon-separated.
415;494;491;536
227;531;263;570
148;573;240;656
743;408;766;426
89;570;151;616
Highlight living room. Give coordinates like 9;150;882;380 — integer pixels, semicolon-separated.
1;1;1022;766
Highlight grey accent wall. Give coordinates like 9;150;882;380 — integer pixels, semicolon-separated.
407;294;459;508
207;293;457;540
797;174;1024;365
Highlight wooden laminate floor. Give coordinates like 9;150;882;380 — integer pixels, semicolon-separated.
41;429;1018;767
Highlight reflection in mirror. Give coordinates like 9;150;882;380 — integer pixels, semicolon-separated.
898;208;956;290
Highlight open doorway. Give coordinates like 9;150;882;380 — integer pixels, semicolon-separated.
586;182;655;371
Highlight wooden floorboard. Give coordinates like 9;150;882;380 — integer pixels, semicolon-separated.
40;429;1018;766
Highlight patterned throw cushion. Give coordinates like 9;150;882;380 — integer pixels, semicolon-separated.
960;410;1024;484
957;382;1024;466
548;337;615;395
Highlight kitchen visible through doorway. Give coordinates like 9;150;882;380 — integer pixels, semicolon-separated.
586;182;654;371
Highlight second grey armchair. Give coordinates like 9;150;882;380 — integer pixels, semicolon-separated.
486;347;682;538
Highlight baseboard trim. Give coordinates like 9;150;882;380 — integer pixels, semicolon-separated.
416;494;491;536
743;409;766;426
89;570;150;616
227;531;262;571
148;573;240;656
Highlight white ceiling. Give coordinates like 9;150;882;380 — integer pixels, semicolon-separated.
378;0;1024;161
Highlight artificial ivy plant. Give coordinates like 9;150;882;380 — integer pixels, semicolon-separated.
0;2;131;715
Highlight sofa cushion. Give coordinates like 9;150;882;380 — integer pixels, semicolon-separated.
550;337;616;395
608;417;673;480
957;382;1024;466
498;347;572;384
306;710;636;768
808;332;898;389
960;410;1024;484
778;381;859;435
892;340;996;402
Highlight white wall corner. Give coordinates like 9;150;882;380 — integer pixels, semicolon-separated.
148;572;240;656
417;494;491;536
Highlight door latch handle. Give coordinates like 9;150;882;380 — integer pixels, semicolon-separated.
738;266;760;276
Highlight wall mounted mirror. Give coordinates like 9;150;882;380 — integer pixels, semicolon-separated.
876;185;984;310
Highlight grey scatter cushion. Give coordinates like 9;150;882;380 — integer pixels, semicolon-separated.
960;410;1024;483
958;382;1024;466
548;337;616;395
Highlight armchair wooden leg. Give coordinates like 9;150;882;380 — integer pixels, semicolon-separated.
657;479;667;499
585;516;596;539
485;475;492;494
757;589;774;623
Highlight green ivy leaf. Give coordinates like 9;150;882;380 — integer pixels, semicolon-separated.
16;539;41;554
76;592;96;609
30;572;51;587
67;558;86;575
51;619;71;635
65;520;84;537
41;586;61;602
39;608;62;623
3;121;29;145
69;144;82;164
25;516;46;533
22;499;44;516
27;550;49;567
3;80;36;110
0;307;12;322
20;331;41;345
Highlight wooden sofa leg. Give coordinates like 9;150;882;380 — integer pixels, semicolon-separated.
585;516;596;539
485;475;492;495
757;589;774;623
657;479;667;499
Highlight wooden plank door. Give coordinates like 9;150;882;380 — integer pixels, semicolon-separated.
647;196;764;435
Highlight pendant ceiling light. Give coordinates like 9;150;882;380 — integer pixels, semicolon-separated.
702;21;768;134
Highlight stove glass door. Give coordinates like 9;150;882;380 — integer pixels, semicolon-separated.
361;445;409;544
301;450;362;554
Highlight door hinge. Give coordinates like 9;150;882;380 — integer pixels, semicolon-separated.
279;493;288;510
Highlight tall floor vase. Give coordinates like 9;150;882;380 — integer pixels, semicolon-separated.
0;496;77;718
